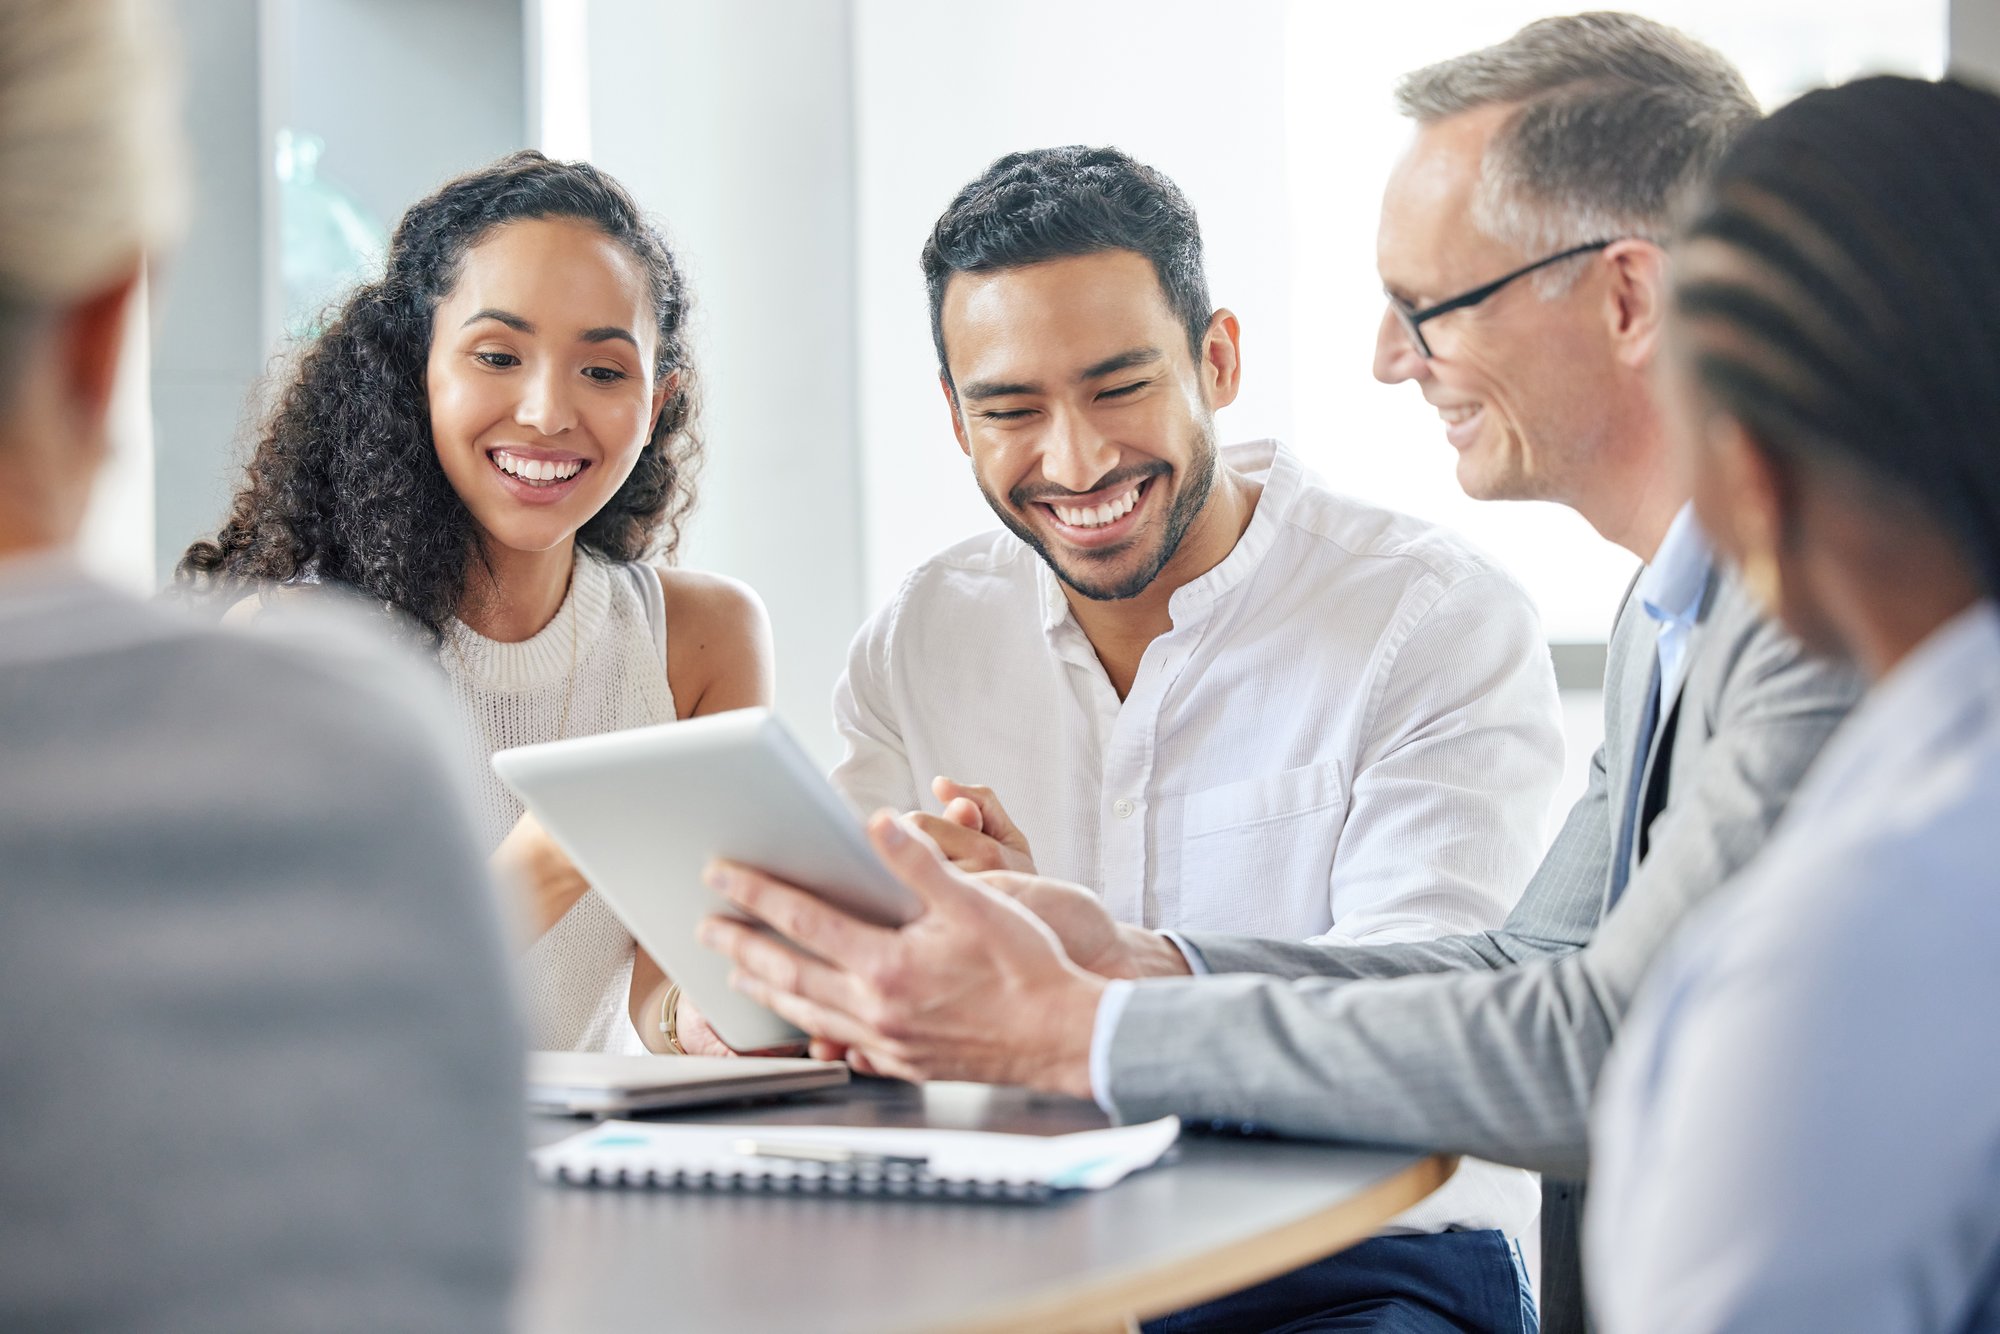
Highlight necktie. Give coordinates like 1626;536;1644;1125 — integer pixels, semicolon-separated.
1609;656;1662;905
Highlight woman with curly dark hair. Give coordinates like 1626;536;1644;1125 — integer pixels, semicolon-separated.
182;151;771;1056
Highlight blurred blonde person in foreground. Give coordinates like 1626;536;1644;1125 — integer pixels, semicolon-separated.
0;1;521;1327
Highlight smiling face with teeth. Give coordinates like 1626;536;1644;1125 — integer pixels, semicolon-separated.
426;217;667;562
1370;105;1646;513
940;250;1241;603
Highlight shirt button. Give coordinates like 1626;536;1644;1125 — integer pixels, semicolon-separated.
1113;798;1137;819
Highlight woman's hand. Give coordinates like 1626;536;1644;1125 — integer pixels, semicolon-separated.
669;989;741;1056
634;950;806;1057
491;810;589;944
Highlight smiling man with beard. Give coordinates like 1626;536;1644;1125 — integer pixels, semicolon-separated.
709;19;1871;1334
828;145;1566;1328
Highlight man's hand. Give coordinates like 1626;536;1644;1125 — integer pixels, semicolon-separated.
696;812;1104;1095
902;776;1038;875
977;873;1192;980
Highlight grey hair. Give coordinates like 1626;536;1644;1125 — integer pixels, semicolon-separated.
1396;11;1759;292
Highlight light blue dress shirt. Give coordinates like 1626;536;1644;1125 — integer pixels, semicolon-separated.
1589;600;2000;1332
1638;504;1715;713
1612;504;1714;896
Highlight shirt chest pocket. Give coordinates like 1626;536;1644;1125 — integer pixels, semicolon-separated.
1173;759;1348;936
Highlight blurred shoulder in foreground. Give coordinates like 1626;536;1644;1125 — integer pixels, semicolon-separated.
0;561;523;1333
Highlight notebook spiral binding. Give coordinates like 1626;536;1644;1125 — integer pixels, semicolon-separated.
552;1163;1060;1204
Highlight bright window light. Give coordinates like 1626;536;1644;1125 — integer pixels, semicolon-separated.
532;0;592;162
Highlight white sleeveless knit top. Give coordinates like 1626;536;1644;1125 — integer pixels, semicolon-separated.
441;550;676;1053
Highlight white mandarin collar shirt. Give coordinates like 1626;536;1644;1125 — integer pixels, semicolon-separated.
834;439;1564;942
1590;601;2000;1331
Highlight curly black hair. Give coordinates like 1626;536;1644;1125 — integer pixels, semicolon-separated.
178;150;700;635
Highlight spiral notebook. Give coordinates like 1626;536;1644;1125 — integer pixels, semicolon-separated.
533;1115;1181;1204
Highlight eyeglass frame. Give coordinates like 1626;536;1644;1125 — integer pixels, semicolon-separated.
1385;238;1621;359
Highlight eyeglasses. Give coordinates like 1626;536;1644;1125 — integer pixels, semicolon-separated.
1385;239;1619;359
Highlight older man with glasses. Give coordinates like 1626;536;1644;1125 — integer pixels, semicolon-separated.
701;14;1864;1333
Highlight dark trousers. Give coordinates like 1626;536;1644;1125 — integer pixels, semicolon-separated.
1142;1229;1537;1334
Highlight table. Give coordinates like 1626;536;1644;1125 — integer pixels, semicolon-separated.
520;1078;1455;1334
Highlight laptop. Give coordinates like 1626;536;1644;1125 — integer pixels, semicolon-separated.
529;1051;850;1117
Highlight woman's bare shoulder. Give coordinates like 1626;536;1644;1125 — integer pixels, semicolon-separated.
654;567;766;637
653;567;773;715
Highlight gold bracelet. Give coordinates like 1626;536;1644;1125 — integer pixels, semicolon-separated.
658;982;686;1055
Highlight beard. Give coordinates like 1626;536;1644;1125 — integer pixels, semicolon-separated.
976;416;1220;602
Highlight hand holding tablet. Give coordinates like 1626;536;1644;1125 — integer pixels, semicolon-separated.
492;708;920;1052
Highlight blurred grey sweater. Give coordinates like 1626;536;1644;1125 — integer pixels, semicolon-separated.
0;556;522;1333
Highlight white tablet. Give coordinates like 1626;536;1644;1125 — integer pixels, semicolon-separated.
491;708;920;1052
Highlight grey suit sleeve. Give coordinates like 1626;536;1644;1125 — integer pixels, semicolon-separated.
1180;733;1611;980
1104;595;1861;1178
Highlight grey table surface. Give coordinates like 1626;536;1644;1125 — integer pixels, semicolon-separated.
517;1077;1446;1334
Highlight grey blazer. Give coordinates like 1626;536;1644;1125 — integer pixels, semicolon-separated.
1102;570;1863;1334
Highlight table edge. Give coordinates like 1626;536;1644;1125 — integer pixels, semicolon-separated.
920;1152;1461;1334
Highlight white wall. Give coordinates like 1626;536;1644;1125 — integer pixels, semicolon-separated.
150;0;268;585
851;0;1294;607
582;0;866;765
148;0;531;583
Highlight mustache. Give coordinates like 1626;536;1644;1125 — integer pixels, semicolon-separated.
1010;462;1167;510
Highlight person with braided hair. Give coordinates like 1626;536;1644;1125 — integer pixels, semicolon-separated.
179;153;774;1057
1589;75;2000;1331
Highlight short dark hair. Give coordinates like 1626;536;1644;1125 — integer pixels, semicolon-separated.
1677;76;2000;592
920;146;1213;384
